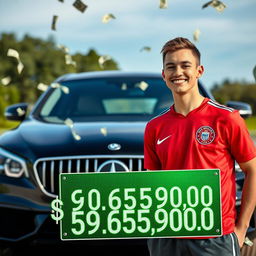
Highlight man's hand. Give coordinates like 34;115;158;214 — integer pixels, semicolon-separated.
234;225;247;248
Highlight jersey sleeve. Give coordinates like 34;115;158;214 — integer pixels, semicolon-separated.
226;111;256;163
144;122;161;170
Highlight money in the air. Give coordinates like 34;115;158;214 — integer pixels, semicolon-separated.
140;46;151;52
193;29;201;42
7;48;24;74
1;76;11;86
253;65;256;81
73;0;88;13
202;0;226;12
98;55;111;68
159;0;168;9
51;15;58;31
102;14;116;23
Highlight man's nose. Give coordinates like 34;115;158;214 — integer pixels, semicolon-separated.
174;66;183;75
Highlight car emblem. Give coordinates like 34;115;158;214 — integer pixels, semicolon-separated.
97;160;130;172
108;143;121;151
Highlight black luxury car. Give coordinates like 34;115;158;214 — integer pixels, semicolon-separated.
0;71;253;255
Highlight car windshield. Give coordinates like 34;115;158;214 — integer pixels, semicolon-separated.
35;76;174;123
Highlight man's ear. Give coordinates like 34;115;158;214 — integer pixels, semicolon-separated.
197;65;204;78
162;69;165;80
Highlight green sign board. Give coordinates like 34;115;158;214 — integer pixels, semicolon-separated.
51;169;222;240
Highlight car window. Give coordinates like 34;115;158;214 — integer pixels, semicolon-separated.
103;98;157;114
35;76;174;123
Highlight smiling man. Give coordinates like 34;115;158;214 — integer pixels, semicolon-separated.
144;37;256;256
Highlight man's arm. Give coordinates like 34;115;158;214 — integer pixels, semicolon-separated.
235;157;256;248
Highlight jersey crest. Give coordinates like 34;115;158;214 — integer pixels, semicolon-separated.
196;126;215;145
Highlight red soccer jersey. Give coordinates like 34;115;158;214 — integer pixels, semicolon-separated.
144;97;256;236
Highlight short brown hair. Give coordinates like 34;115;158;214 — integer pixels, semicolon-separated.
161;37;201;65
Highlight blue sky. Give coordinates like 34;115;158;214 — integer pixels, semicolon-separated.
0;0;255;89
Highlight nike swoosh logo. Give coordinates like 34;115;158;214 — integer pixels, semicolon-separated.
157;135;172;145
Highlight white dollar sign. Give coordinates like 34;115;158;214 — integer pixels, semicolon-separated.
51;197;64;224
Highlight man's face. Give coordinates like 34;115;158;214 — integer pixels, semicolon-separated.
162;49;204;95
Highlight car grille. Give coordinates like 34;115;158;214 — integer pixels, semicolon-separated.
34;155;145;197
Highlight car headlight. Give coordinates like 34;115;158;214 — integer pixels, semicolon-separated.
0;147;28;178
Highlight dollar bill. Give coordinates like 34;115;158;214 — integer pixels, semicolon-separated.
98;55;111;68
57;45;76;67
140;46;151;52
64;118;81;141
57;44;69;54
37;83;49;92
7;48;24;74
65;54;77;67
193;29;201;42
135;81;149;91
51;83;70;94
244;237;253;247
1;76;11;86
73;0;87;13
17;62;24;74
121;83;127;90
202;0;226;12
159;0;168;9
16;107;26;117
252;65;256;81
100;127;107;136
7;48;20;59
51;15;58;31
102;14;116;23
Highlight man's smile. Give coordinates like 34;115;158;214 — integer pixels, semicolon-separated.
170;79;188;84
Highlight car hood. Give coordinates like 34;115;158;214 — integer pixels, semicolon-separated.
0;119;147;161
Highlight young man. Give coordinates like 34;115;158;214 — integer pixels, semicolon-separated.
144;37;256;256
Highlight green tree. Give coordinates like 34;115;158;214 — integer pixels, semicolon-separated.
0;32;120;121
211;80;256;114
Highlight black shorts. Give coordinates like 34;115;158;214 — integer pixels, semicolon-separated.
147;233;240;256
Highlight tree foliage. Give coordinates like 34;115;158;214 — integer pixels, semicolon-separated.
211;79;256;114
0;33;119;120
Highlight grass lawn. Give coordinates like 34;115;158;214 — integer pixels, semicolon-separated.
245;116;256;137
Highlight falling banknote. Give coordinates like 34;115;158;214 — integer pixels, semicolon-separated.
37;83;49;92
72;0;88;13
98;55;111;68
51;15;58;31
140;46;151;52
64;118;81;141
193;29;201;42
100;128;107;136
1;76;11;86
102;14;116;23
202;0;226;12
253;65;256;81
16;107;26;117
65;54;77;67
51;83;70;94
57;44;69;54
159;0;168;9
135;81;149;91
7;48;24;74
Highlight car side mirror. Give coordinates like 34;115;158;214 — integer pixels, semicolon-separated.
4;103;28;121
226;101;252;119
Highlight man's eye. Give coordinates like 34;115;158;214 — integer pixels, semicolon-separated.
167;66;175;69
183;65;191;68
